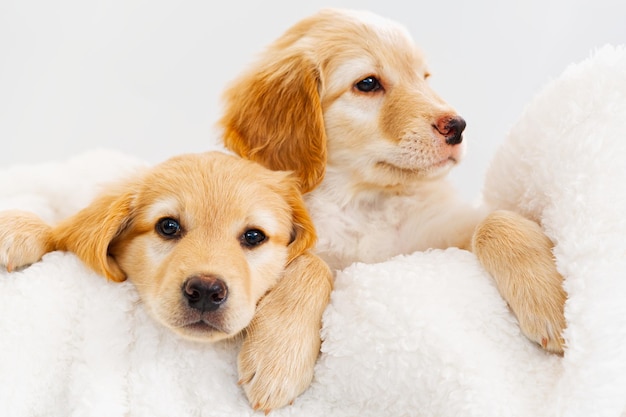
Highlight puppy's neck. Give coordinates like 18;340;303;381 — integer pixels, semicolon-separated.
312;165;450;207
304;165;485;270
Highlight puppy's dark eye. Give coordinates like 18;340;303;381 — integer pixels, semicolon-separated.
355;76;382;93
156;217;182;239
241;229;266;247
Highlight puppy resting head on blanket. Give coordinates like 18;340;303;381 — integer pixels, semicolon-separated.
0;151;333;413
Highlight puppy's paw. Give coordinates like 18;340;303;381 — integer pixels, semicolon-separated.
513;276;566;354
237;252;331;413
237;319;320;414
0;210;54;272
473;210;566;354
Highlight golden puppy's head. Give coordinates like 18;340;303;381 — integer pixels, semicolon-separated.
220;8;466;193
54;152;315;342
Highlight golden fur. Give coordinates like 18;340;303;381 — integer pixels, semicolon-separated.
219;8;566;353
0;151;333;412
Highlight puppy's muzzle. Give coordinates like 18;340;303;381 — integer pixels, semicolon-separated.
183;275;228;312
435;116;466;145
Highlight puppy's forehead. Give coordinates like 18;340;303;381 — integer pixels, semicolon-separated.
139;153;293;227
144;195;287;238
144;197;180;220
335;9;413;41
304;10;427;87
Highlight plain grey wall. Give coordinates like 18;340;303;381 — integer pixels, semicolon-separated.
1;0;625;201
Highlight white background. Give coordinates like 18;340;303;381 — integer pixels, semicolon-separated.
1;0;624;200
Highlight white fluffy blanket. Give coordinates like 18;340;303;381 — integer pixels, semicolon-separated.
1;45;625;417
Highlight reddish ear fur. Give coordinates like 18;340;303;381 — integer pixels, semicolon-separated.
51;188;135;282
280;177;317;263
220;49;327;194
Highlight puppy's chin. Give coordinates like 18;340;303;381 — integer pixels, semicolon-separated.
361;157;457;189
377;157;457;177
171;322;240;343
370;130;466;185
145;300;255;343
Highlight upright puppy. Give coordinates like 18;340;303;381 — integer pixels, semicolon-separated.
0;151;333;413
219;8;566;353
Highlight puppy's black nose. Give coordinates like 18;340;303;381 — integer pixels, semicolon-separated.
183;276;228;312
435;116;466;145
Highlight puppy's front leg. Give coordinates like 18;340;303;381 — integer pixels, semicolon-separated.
0;210;55;272
238;252;333;413
472;210;566;354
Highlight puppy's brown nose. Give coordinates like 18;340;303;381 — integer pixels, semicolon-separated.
183;275;228;312
435;116;466;145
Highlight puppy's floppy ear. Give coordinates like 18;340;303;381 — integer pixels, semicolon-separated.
220;47;327;194
280;176;317;263
51;187;135;283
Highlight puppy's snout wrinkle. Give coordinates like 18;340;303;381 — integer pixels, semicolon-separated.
435;115;466;145
183;275;228;312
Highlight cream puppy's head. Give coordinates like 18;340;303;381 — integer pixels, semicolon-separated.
220;8;466;193
112;153;314;341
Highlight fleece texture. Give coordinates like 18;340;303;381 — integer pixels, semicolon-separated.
1;44;625;417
